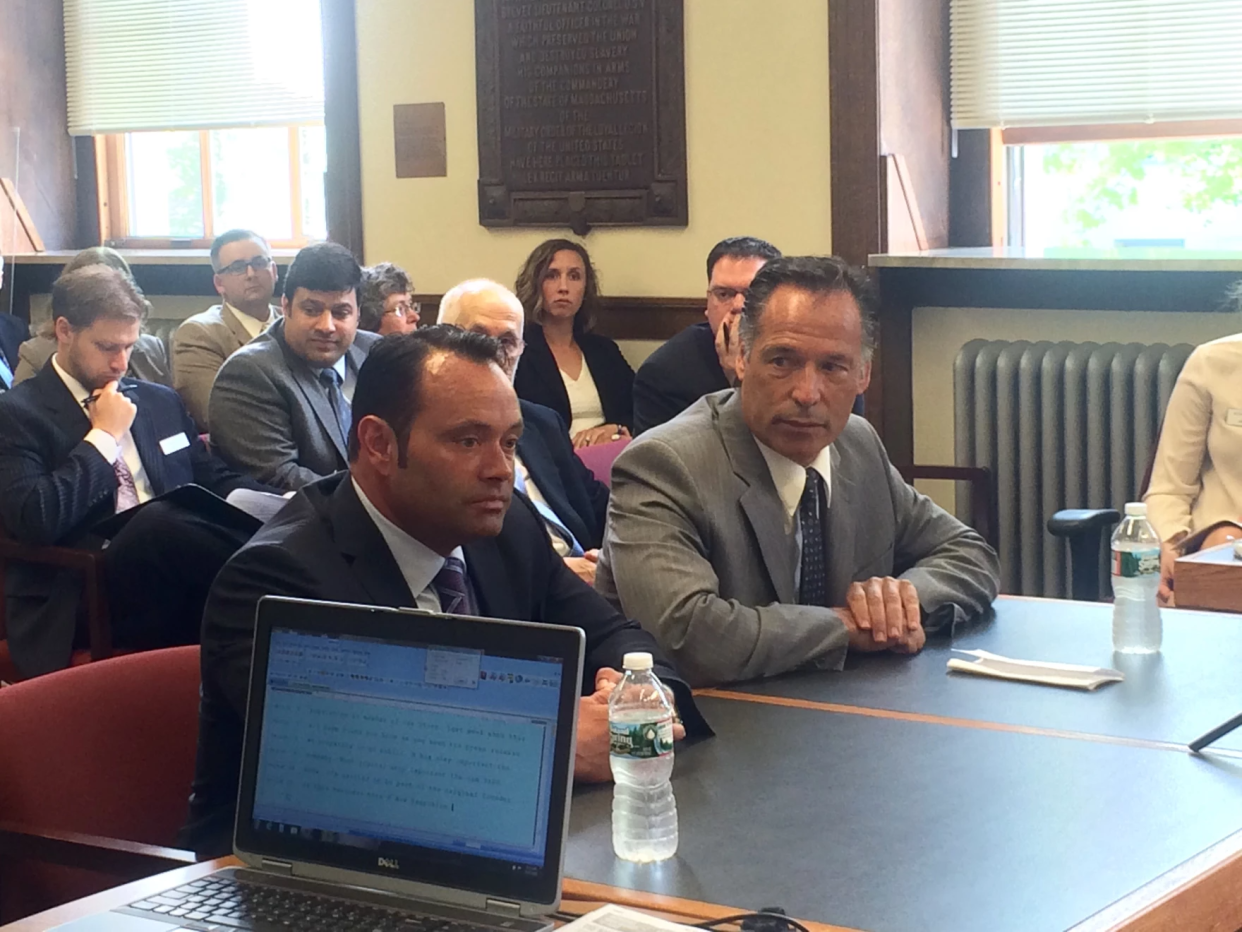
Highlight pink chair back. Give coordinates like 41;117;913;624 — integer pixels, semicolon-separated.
574;437;631;488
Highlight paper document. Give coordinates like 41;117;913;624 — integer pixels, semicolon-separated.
558;904;696;932
947;649;1124;690
225;488;290;523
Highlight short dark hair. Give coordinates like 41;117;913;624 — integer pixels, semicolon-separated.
705;236;782;281
52;265;147;330
358;262;414;332
739;256;879;360
283;242;362;302
514;238;601;335
210;229;270;269
348;325;507;464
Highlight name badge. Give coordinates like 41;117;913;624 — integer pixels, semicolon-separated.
159;432;191;455
1227;409;1242;428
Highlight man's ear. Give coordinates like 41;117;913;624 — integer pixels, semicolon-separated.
53;317;74;345
356;415;398;475
212;273;226;297
280;294;291;318
857;357;873;394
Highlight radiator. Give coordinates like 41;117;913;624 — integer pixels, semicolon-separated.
953;340;1194;598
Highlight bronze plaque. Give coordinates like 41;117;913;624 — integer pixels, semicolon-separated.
475;0;687;232
394;103;448;178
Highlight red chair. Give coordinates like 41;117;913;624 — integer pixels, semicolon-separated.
574;437;631;489
0;646;201;922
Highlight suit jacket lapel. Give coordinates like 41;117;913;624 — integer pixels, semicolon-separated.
331;479;418;609
34;362;92;440
715;393;798;604
515;431;586;545
823;443;858;600
124;381;169;495
277;326;349;461
464;536;523;620
221;304;255;352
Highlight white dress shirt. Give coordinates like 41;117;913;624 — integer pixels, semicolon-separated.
560;361;605;436
756;438;834;590
514;454;571;557
224;302;276;341
53;355;154;507
353;478;466;611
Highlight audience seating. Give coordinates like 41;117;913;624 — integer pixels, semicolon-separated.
0;528;113;682
574;437;631;489
0;646;200;922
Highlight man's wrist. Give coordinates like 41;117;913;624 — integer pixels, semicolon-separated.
84;428;119;464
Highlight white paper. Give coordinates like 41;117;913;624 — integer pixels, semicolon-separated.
225;488;289;523
947;649;1124;691
558;904;696;932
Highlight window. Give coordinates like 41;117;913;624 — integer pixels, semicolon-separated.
102;125;328;246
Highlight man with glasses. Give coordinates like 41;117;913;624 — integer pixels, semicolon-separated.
438;279;610;585
632;236;781;434
172;229;280;431
358;262;419;335
208;242;380;491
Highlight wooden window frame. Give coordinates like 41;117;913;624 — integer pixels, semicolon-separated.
93;124;321;250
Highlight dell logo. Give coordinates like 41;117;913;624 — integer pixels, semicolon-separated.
377;857;400;870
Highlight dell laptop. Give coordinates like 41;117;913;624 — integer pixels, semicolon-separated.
53;595;585;932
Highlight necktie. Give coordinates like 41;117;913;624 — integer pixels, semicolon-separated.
513;464;586;557
113;456;140;512
798;467;829;607
433;556;475;616
319;368;351;442
0;352;12;389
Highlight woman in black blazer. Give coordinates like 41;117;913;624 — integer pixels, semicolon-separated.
513;239;634;447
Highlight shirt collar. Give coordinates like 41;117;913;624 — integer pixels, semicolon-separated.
351;477;464;601
51;353;93;405
755;438;834;530
224;301;276;338
314;354;348;382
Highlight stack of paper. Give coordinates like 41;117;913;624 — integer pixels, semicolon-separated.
947;649;1125;690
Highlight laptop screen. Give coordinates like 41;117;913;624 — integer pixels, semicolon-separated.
233;599;583;909
251;627;561;867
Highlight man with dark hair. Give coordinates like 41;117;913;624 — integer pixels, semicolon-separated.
632;236;782;434
183;326;709;858
172;229;279;431
208;242;380;490
0;266;273;677
358;261;418;335
597;256;1000;687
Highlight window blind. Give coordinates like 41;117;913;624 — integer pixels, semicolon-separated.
950;0;1242;129
64;0;324;135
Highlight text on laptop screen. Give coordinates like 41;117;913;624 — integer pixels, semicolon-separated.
252;627;564;867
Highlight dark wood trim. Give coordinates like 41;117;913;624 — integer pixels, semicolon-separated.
0;823;196;878
828;1;880;269
416;294;704;342
1003;119;1242;146
320;0;364;259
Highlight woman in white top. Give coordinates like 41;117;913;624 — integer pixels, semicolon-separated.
1145;329;1242;605
512;239;634;448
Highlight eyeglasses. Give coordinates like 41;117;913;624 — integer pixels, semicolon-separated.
383;301;420;320
216;255;274;276
708;286;747;304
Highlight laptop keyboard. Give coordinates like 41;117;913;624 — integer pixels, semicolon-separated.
127;875;504;932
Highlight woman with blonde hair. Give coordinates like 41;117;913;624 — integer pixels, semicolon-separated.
512;238;633;448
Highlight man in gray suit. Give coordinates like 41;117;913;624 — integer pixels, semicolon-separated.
596;256;999;687
208;242;380;491
172;229;279;431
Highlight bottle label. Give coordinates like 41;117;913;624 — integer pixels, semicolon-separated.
609;720;674;759
1113;548;1160;578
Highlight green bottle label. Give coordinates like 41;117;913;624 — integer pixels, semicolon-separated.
609;720;674;759
1113;549;1160;578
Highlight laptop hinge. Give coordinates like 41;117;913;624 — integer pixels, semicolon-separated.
486;898;523;917
260;858;294;875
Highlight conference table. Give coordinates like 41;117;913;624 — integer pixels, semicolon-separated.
6;597;1242;932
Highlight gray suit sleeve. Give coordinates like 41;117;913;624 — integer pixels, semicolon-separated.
172;320;227;432
208;355;326;491
881;445;1001;631
602;437;849;688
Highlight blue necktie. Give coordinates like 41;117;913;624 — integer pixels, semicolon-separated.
434;556;476;615
0;352;13;389
513;463;586;557
799;467;829;607
318;368;351;443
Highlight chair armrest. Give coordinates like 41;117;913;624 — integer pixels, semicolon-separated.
0;536;104;572
906;464;996;549
0;822;197;879
1047;509;1122;538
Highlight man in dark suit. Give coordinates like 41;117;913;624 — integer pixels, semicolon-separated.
438;279;610;584
183;327;709;858
209;242;381;490
632;236;782;434
0;260;29;390
0;266;273;677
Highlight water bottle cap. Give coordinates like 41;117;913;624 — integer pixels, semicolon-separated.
1124;502;1147;517
622;652;653;671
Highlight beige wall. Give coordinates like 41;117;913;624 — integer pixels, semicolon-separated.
354;0;832;298
911;306;1242;508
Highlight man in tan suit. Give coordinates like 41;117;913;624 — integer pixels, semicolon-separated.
172;230;279;431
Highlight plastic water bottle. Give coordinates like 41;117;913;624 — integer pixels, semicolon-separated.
1110;502;1162;654
608;651;678;862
